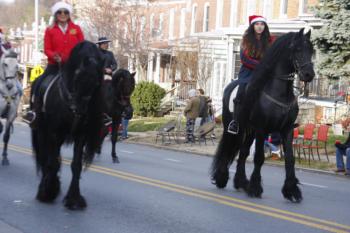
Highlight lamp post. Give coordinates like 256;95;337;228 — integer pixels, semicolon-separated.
34;0;39;65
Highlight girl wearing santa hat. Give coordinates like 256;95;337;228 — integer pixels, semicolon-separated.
227;15;275;134
23;1;84;124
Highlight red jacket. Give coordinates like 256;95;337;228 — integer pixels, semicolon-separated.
44;21;84;65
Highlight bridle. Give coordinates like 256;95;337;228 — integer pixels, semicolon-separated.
263;48;313;112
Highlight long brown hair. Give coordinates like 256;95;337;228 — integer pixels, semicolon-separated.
242;22;271;59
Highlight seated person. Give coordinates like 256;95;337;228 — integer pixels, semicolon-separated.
265;132;282;160
334;132;350;175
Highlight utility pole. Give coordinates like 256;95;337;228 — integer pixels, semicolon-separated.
34;0;39;65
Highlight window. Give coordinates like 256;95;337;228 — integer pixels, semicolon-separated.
215;0;223;29
124;22;128;40
302;0;308;13
169;9;175;39
191;4;197;34
150;13;154;37
159;13;164;37
203;3;210;32
180;8;186;37
280;0;288;18
246;0;256;19
299;0;309;14
140;16;146;41
262;0;272;19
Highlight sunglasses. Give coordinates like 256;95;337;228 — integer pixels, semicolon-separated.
57;10;69;15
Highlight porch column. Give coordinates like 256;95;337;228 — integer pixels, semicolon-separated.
147;52;154;82
154;53;161;84
227;36;235;81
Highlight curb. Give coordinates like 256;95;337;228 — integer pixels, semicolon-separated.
125;139;349;178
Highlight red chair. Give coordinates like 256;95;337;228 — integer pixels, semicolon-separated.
310;125;330;162
300;123;316;162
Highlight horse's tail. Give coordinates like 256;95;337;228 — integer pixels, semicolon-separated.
211;131;241;189
211;82;241;188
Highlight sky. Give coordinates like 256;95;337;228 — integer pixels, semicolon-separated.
0;0;15;3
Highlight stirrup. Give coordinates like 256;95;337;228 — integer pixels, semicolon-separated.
22;111;36;124
227;121;239;135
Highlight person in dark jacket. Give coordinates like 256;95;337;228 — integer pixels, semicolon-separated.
197;88;209;125
121;104;133;139
334;133;350;175
96;37;117;75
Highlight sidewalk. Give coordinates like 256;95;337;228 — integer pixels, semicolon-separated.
125;131;348;177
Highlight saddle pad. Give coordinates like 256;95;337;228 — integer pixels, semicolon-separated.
228;85;239;113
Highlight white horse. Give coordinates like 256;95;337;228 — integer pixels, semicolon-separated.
0;46;21;165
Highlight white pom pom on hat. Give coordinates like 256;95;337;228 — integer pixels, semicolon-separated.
51;1;73;15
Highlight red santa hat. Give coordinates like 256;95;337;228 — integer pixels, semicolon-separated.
249;15;267;25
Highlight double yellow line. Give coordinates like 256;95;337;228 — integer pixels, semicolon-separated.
6;144;350;233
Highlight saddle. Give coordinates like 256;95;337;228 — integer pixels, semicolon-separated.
32;73;60;112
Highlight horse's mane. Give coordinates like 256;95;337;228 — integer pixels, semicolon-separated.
4;50;18;58
64;41;102;76
248;32;297;91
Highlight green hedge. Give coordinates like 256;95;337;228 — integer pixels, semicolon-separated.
131;81;166;117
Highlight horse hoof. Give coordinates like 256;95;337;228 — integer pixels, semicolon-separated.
64;195;87;210
211;171;229;189
112;157;120;163
233;175;249;191
247;181;263;198
36;176;60;203
1;159;9;166
282;179;303;203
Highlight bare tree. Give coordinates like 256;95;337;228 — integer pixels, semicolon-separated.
171;41;213;91
80;0;152;80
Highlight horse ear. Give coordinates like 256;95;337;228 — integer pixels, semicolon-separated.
304;29;311;40
1;45;9;56
130;72;136;77
298;28;305;38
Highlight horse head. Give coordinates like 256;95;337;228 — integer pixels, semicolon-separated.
111;69;136;107
0;48;18;81
64;41;104;116
289;28;315;83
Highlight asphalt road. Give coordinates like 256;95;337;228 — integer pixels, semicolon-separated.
0;123;349;233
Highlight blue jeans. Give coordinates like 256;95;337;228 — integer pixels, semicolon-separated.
264;141;279;153
335;147;350;170
122;118;129;138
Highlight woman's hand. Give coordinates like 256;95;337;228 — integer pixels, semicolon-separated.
53;54;61;63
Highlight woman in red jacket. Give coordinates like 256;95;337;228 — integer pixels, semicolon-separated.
24;1;84;124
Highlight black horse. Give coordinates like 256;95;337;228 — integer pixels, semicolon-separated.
211;29;315;202
98;69;135;163
32;41;105;210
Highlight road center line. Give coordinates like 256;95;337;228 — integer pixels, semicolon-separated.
164;158;181;163
300;182;328;189
119;150;134;154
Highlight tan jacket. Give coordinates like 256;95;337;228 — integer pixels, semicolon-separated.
184;96;200;119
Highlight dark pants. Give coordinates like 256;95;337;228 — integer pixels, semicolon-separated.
232;83;247;122
186;118;195;142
